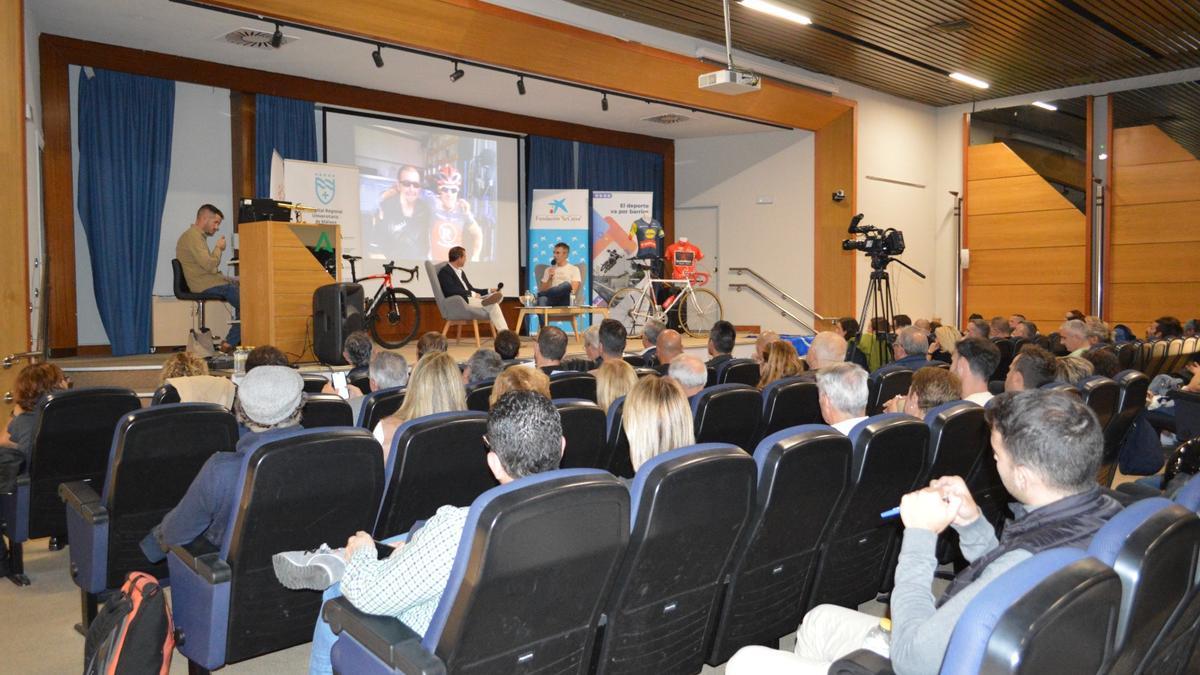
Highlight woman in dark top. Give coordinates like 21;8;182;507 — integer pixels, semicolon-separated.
0;362;70;467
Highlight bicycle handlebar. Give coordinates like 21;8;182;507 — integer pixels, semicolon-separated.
383;261;419;282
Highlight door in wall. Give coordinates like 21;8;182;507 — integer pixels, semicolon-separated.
675;206;719;291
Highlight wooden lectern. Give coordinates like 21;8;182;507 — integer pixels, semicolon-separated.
239;221;340;362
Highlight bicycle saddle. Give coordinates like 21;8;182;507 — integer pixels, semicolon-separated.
342;254;362;262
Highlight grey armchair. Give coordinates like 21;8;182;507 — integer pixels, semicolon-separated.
425;260;494;347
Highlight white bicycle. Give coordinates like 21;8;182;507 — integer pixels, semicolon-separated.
607;257;723;338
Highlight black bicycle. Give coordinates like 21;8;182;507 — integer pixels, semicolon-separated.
344;254;421;348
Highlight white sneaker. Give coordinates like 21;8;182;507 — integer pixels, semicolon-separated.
272;544;346;591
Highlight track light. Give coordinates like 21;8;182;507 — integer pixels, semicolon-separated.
449;61;465;82
949;72;989;89
601;92;609;111
517;76;526;96
1031;101;1057;111
372;45;384;68
270;23;283;48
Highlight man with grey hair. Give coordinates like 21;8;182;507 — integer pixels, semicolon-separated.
816;362;869;435
1083;317;1111;350
668;354;708;398
1059;319;1089;357
640;319;666;367
797;331;847;383
347;351;409;422
583;324;603;366
463;349;503;387
874;326;936;376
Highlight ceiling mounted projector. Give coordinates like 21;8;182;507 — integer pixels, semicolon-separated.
699;68;761;95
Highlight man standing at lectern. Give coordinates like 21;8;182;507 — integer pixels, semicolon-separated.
438;245;508;333
176;204;240;350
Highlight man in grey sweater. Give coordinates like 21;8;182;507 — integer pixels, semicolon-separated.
727;389;1122;674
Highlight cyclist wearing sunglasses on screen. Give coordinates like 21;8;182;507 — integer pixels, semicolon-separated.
430;164;482;261
373;164;432;260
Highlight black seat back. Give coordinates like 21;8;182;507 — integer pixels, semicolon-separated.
691;384;762;451
1146;340;1171;377
925;401;990;481
596;444;756;675
1102;370;1149;475
300;373;328;394
718;358;760;387
172;258;219;300
348;375;371;394
103;403;237;587
28;388;141;539
808;414;929;609
549;371;597;402
867;368;912;415
466;380;493;411
1080;376;1120;431
756;377;821;442
555;399;608;469
992;338;1015;380
150;383;180;405
357;386;405;429
223;428;384;663
708;427;852;664
300;393;354;428
623;354;645;367
604;397;634;479
373;411;494;538
1116;341;1138;370
1040;381;1082;397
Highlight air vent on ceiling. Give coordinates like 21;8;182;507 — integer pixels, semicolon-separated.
222;28;295;49
642;113;691;125
932;19;973;32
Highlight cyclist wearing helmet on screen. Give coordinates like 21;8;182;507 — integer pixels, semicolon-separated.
430;164;482;261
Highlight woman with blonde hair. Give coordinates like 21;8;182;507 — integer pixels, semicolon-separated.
622;375;695;472
159;352;236;408
595;358;638;411
489;366;551;407
928;325;961;364
376;352;467;457
757;340;805;389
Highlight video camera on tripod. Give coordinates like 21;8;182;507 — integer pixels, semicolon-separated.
841;213;906;264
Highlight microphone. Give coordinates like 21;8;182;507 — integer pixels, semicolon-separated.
496;282;504;291
847;213;865;234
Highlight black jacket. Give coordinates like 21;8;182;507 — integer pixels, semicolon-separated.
438;263;485;302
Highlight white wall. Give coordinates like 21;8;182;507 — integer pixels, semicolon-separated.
676;129;815;333
69;68;233;346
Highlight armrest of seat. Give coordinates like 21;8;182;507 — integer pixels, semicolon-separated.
0;474;31;542
59;480;107;524
324;597;447;675
829;649;895;675
167;537;232;670
169;538;229;584
60;480;110;593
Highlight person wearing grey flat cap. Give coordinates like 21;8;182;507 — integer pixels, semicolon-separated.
140;365;306;562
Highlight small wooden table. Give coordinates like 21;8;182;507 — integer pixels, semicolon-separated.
515;305;610;343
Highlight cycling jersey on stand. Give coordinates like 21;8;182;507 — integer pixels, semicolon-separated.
629;218;664;259
665;240;703;280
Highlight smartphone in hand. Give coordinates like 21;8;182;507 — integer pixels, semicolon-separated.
332;371;349;399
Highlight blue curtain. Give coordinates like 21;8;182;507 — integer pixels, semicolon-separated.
255;94;318;197
578;143;665;223
77;68;175;356
526;135;576;224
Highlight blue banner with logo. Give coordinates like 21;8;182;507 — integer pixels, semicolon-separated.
527;189;590;333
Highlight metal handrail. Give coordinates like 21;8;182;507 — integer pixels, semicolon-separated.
729;284;815;334
3;352;42;369
728;267;827;321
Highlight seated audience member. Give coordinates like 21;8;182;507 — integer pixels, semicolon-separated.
1065;308;1086;322
654;329;685;373
1113;324;1136;343
727;390;1122;675
816;363;870;435
582;324;603;367
279;390;566;675
623;375;696;473
139;366;304;563
494;329;521;363
537;241;581;306
462;349;503;387
437;245;507;332
1186;319;1199;338
857;317;892;372
1059;319;1090;357
913;318;931;338
533;325;568;374
597;319;628;365
758;340;805;390
1083;348;1121;379
965;318;990;340
834;317;868;368
887;367;962;417
800;331;849;381
706;320;736;369
1148;315;1184;341
595;358;638;412
875;326;937;375
989;316;1012;339
0;363;69;470
1056;355;1095;386
342;330;373;382
245;344;290;371
489;366;551;407
1012;320;1039;341
952;337;1001;406
893;314;912;330
753;331;780;365
416;331;448;361
1005;344;1058;393
159;351;235;409
1084;317;1112;350
928;325;961;364
376;352;466;454
347;352;408;422
667;354;708;398
1008;313;1026;332
967;313;983;322
640;319;666;367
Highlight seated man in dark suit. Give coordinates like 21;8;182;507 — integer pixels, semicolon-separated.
437;245;507;332
640;319;665;367
533;325;568;375
874;326;939;376
706;320;736;369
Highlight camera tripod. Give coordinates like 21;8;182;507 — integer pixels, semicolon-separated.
854;255;926;367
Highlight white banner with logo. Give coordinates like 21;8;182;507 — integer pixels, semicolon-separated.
281;159;362;277
528;189;590;331
590;191;653;305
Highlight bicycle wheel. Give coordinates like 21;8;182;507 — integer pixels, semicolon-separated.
368;288;421;348
608;287;657;337
676;287;723;338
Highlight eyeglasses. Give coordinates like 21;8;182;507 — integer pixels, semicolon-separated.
399;180;421;188
438;187;459;194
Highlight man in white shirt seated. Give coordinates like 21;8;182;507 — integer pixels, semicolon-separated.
537;241;581;307
952;337;1001;406
817;362;870;435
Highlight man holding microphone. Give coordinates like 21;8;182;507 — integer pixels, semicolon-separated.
176;204;240;350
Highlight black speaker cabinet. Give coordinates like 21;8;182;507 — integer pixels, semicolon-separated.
313;283;365;365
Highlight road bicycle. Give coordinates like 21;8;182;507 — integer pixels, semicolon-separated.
343;254;421;348
607;257;722;338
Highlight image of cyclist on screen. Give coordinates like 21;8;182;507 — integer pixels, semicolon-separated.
373;164;432;260
430;164;483;262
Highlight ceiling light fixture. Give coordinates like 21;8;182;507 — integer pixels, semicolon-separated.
270;23;283;48
1098;153;1109;160
516;76;526;96
739;0;812;25
949;72;989;89
601;93;609;111
372;45;384;68
449;61;465;82
1031;101;1057;111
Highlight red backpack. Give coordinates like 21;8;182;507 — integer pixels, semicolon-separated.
84;572;175;675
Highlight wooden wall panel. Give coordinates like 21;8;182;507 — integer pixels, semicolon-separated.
1113;125;1196;167
967;247;1087;286
967;175;1079;216
1107;283;1200;325
1;0;28;417
1110;202;1200;244
966;142;1036;180
814;109;856;323
967;210;1087;250
1109;243;1200;283
966;283;1087;329
1112;161;1200;206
